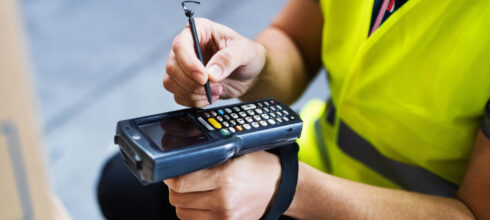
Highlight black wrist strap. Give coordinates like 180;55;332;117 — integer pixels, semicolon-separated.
262;143;299;220
482;100;490;139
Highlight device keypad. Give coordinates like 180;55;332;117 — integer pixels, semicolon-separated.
220;128;230;135
216;116;224;122
199;100;295;136
207;118;222;129
245;117;253;123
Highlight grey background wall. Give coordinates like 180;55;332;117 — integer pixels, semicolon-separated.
21;0;329;219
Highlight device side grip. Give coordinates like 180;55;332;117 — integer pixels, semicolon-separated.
153;138;239;181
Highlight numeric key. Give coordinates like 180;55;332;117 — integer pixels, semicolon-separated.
245;117;253;123
243;124;251;130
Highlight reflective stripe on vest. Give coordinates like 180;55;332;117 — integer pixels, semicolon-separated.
313;103;458;196
337;121;458;197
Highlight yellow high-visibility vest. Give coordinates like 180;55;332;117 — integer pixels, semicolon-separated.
298;0;490;196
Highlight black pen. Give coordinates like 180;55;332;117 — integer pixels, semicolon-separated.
182;1;213;105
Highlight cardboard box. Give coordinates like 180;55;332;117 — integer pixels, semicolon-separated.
0;0;71;219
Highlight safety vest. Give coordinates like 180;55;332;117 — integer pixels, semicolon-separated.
297;0;490;197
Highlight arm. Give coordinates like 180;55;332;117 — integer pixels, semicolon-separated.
241;0;323;105
164;129;489;220
457;129;490;219
285;129;490;219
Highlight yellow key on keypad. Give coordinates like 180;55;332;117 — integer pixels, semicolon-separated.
207;118;222;129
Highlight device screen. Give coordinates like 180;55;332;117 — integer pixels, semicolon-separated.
138;115;209;151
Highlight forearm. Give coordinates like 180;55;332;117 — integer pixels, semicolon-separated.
286;162;475;220
240;27;314;105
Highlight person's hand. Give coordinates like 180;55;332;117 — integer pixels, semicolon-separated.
164;18;266;108
164;151;281;220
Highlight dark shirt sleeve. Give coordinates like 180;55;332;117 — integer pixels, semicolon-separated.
482;100;490;139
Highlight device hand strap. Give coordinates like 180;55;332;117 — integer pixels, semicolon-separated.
262;143;299;220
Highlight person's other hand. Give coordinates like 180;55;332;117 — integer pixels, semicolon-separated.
164;151;281;220
164;18;266;108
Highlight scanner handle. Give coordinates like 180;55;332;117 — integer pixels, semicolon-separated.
151;138;240;182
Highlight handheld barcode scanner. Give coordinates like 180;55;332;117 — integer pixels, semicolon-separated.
114;99;302;184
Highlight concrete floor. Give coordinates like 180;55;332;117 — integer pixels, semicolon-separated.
21;0;329;219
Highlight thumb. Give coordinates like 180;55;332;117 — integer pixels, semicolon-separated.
206;45;243;82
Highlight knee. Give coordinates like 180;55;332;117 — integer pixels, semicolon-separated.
96;153;176;219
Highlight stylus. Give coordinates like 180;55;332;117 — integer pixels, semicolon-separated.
182;1;213;105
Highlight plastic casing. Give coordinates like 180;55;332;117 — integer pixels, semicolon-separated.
114;99;302;184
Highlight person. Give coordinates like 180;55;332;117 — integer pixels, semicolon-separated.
98;0;490;219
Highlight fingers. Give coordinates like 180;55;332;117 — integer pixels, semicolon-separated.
175;207;218;220
164;75;204;99
166;18;265;105
174;95;219;108
206;44;244;82
166;52;211;94
172;28;208;85
164;167;223;193
165;152;280;220
164;73;221;98
171;20;252;84
165;52;222;107
169;189;240;218
169;189;219;210
206;39;265;82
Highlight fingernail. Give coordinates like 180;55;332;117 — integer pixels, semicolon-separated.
207;65;222;79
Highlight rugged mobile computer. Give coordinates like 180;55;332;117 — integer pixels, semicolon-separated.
114;98;302;184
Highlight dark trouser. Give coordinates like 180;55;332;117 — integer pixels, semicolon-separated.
97;153;178;219
97;153;296;220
